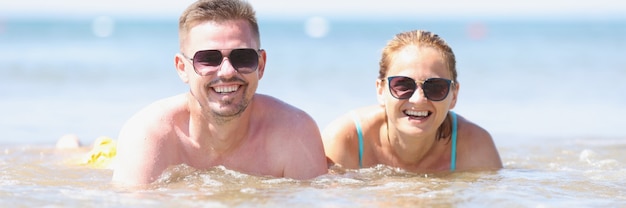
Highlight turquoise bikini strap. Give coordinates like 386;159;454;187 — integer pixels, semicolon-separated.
350;111;364;168
450;111;458;171
351;111;456;170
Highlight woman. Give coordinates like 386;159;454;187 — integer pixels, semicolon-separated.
323;30;502;172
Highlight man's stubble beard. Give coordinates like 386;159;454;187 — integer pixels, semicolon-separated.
210;93;250;125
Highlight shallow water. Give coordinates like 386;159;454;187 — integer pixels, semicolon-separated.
1;136;624;207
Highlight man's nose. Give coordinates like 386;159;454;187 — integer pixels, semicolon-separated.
216;58;237;77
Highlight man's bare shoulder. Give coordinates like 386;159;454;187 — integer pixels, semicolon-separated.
252;94;320;144
119;93;189;140
112;93;189;185
253;94;314;124
253;94;328;178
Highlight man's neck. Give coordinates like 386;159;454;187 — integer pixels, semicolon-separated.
191;111;250;154
185;96;252;155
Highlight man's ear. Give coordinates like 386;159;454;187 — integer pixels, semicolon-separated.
256;49;267;80
175;54;189;83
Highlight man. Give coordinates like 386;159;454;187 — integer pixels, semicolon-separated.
111;0;328;186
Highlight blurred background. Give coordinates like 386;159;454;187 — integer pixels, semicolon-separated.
1;0;625;145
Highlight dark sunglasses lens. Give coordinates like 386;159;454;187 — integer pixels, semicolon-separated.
423;78;451;101
389;77;417;99
192;50;222;75
193;50;223;67
229;49;259;74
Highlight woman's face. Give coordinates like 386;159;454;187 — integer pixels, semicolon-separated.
377;46;458;137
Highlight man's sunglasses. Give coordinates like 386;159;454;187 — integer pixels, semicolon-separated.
182;48;262;76
386;76;454;101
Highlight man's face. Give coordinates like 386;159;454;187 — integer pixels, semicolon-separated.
178;19;265;122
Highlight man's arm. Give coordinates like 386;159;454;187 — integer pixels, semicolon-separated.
281;111;328;180
111;105;173;187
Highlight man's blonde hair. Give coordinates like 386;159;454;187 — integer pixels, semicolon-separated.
178;0;260;51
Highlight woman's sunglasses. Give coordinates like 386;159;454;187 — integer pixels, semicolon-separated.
182;48;262;76
386;76;454;101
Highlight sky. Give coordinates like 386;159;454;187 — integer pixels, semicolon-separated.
1;0;626;20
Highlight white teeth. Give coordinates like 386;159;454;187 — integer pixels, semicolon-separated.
405;110;428;117
214;85;239;93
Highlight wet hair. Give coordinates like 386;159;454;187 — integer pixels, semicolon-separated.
178;0;260;50
378;30;458;141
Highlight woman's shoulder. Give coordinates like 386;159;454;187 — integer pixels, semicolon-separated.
455;113;503;170
456;114;491;142
322;106;382;169
352;105;387;127
324;105;384;135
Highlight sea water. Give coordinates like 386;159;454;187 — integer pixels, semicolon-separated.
0;16;625;206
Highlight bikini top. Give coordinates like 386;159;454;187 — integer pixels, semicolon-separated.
351;111;458;171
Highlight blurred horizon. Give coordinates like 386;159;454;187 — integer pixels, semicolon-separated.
1;0;626;21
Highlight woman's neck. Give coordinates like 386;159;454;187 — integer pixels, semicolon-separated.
382;123;440;168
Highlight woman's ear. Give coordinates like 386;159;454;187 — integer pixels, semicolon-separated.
449;81;460;109
376;79;385;106
175;54;189;83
